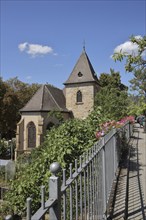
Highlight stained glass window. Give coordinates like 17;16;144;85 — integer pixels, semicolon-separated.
27;122;36;148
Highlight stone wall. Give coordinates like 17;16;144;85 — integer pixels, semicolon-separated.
15;111;71;158
65;83;97;119
16;113;43;152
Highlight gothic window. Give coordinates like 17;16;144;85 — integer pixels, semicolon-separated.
76;90;82;103
27;122;36;148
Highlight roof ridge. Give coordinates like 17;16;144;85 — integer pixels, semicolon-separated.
46;84;62;91
84;52;98;79
41;85;46;110
46;86;62;110
20;85;43;111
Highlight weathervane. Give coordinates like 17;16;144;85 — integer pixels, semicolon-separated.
83;40;86;51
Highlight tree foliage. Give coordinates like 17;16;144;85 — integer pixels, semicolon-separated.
129;68;146;95
0;139;8;159
6;77;41;107
112;35;146;95
0;78;20;139
127;94;146;116
95;69;128;120
99;68;127;91
0;77;41;139
112;36;146;71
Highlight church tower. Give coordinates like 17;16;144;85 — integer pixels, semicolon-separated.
15;48;100;158
64;49;100;119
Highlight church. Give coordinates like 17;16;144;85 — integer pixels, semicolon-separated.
15;48;100;158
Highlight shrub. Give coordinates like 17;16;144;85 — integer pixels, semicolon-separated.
4;111;103;216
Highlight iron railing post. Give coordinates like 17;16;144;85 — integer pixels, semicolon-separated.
144;115;146;133
49;162;61;220
144;91;146;133
27;197;32;220
129;121;131;138
113;128;117;175
102;137;106;219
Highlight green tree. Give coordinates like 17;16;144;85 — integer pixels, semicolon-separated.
2;88;20;139
126;94;144;116
0;139;8;159
112;35;146;95
0;77;41;139
0;78;7;138
0;79;20;139
6;77;41;108
100;69;127;91
129;68;146;95
95;70;128;120
112;35;146;117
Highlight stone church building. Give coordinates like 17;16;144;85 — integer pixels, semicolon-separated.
15;49;100;158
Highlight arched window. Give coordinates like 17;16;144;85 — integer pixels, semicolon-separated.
76;90;82;103
27;122;36;148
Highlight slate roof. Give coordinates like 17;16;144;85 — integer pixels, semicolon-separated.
64;49;99;85
20;84;68;112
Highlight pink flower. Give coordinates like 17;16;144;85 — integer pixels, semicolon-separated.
101;131;105;136
95;116;134;140
96;131;102;139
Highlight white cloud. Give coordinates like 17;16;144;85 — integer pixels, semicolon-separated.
18;42;53;57
113;35;143;56
18;42;28;51
114;41;138;56
27;44;53;56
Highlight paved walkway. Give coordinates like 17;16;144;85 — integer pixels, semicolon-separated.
108;123;146;220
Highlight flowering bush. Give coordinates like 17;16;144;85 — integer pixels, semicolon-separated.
95;116;134;140
119;116;135;124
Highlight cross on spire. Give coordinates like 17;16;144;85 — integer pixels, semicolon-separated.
83;40;86;52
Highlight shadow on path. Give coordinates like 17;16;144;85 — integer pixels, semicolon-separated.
107;125;146;220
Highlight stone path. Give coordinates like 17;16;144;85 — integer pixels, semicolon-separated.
108;123;146;220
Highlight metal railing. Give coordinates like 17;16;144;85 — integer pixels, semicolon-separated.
6;122;132;220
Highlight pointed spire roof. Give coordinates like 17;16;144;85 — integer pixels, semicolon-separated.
20;84;68;112
64;50;99;85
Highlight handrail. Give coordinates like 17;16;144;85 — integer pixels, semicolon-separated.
5;121;133;220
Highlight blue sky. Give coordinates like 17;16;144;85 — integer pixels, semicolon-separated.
1;0;146;90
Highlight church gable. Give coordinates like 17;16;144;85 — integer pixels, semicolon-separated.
64;49;99;85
